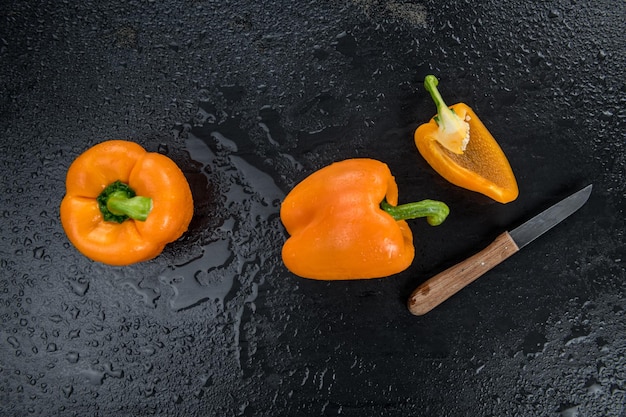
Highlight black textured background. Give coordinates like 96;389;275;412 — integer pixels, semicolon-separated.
1;1;625;416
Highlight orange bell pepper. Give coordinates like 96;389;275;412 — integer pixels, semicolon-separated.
280;158;449;280
60;140;194;266
414;75;519;203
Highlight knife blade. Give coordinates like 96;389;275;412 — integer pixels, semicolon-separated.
407;184;593;316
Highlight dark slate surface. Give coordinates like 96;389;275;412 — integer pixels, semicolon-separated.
1;0;625;416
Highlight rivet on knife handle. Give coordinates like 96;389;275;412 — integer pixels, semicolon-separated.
407;232;519;315
407;184;592;316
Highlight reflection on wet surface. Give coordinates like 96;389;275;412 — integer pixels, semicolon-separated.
158;131;285;312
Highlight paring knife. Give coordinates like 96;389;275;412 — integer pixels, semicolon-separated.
408;184;593;316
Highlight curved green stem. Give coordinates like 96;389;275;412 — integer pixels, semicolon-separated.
97;181;152;223
381;199;449;226
423;75;469;154
424;75;451;118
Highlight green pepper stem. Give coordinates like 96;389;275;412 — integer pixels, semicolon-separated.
424;75;451;117
97;181;153;223
423;74;469;154
381;199;449;226
107;191;152;221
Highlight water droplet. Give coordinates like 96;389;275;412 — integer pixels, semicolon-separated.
103;363;123;379
7;336;20;349
65;351;79;363
61;385;73;398
33;247;45;260
548;9;560;18
48;314;63;323
199;374;212;388
197;88;211;102
46;343;57;352
143;384;155;397
65;278;89;297
157;143;169;154
82;368;105;385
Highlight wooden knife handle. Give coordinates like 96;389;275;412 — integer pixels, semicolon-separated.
408;231;520;316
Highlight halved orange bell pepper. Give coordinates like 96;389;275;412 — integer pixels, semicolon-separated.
60;140;194;266
280;158;449;280
414;75;519;203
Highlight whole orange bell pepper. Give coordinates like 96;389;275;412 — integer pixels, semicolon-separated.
280;158;449;280
60;140;194;266
414;75;519;203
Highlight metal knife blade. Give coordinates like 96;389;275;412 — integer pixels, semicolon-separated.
509;184;593;249
408;184;593;316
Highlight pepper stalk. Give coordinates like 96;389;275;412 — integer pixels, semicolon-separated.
381;199;449;226
423;75;470;155
97;180;153;223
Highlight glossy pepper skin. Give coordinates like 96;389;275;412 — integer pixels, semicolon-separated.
414;75;519;204
60;140;194;266
280;159;449;280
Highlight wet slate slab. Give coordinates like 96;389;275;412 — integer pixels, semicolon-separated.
1;0;625;416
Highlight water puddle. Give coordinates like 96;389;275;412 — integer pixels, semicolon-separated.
159;124;286;312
